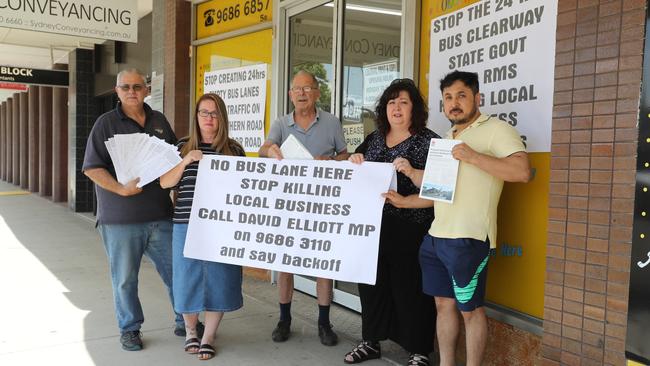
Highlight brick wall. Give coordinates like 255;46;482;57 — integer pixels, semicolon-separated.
543;1;646;365
163;0;191;138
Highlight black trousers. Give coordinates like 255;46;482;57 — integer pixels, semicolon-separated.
358;214;436;355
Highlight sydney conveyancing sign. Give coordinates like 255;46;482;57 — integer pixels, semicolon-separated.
0;0;138;43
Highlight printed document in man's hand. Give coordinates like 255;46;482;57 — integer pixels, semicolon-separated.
420;138;462;203
280;134;313;160
104;133;182;188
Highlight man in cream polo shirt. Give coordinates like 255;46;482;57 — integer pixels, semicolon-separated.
384;70;530;366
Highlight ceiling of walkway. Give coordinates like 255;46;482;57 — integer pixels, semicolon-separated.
0;0;152;101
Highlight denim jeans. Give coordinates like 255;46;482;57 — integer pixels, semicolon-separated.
98;220;183;333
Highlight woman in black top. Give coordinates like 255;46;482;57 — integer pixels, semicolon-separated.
161;93;245;360
344;79;438;366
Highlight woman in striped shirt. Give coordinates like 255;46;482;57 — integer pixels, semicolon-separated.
161;93;245;360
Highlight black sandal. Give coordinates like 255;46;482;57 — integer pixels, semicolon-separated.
407;353;429;366
184;338;200;354
343;341;381;364
198;344;215;360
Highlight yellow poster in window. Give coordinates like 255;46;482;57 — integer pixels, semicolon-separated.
197;0;272;39
195;29;272;157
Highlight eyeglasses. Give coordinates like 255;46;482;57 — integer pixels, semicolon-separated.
117;83;145;92
290;86;318;93
198;109;219;119
390;78;415;86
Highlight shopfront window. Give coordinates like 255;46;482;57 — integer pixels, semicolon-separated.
288;2;334;113
341;1;402;152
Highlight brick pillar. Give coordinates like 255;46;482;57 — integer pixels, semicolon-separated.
543;1;645;365
0;102;4;181
19;92;28;189
28;86;39;192
38;86;52;196
163;0;191;137
67;49;95;212
5;97;12;183
12;93;19;185
52;86;68;203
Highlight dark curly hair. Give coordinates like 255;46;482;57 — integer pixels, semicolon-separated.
375;78;428;136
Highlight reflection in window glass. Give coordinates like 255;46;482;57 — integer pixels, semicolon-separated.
288;3;334;113
337;1;402;297
341;1;402;153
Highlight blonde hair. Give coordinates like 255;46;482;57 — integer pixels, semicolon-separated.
180;93;242;157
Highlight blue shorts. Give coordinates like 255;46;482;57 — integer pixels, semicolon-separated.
419;235;490;312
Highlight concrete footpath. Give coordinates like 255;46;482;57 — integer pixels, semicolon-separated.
0;180;414;366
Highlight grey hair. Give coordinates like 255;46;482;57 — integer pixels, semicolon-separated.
116;68;147;86
291;69;319;88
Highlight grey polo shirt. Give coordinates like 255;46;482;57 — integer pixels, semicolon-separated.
266;109;347;158
82;102;177;225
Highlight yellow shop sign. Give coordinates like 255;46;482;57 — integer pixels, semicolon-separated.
197;0;272;39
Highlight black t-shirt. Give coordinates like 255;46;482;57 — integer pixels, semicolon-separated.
82;102;178;225
173;140;245;224
356;128;439;224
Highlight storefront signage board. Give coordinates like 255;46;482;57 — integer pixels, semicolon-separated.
0;0;137;42
0;65;68;87
197;0;272;39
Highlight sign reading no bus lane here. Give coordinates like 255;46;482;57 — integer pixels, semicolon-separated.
184;156;396;285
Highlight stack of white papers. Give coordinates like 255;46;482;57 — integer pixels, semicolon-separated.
104;133;182;188
280;134;313;160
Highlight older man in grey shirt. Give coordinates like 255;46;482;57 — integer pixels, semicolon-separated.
259;70;349;346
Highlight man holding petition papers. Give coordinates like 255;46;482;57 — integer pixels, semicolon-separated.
82;69;185;351
258;70;349;346
384;71;531;366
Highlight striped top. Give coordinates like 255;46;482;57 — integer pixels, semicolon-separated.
173;140;245;223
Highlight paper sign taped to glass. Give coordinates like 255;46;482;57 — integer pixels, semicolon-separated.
184;156;397;285
420;138;462;203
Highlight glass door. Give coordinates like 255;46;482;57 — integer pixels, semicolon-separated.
336;0;403;311
285;0;339;305
280;0;406;312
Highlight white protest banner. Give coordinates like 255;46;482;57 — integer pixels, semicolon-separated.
428;0;557;152
0;0;137;42
203;64;267;153
184;156;395;285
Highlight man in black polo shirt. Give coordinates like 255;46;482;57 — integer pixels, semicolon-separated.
82;69;186;351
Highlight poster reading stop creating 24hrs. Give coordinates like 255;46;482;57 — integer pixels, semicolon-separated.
203;64;268;153
428;0;557;153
